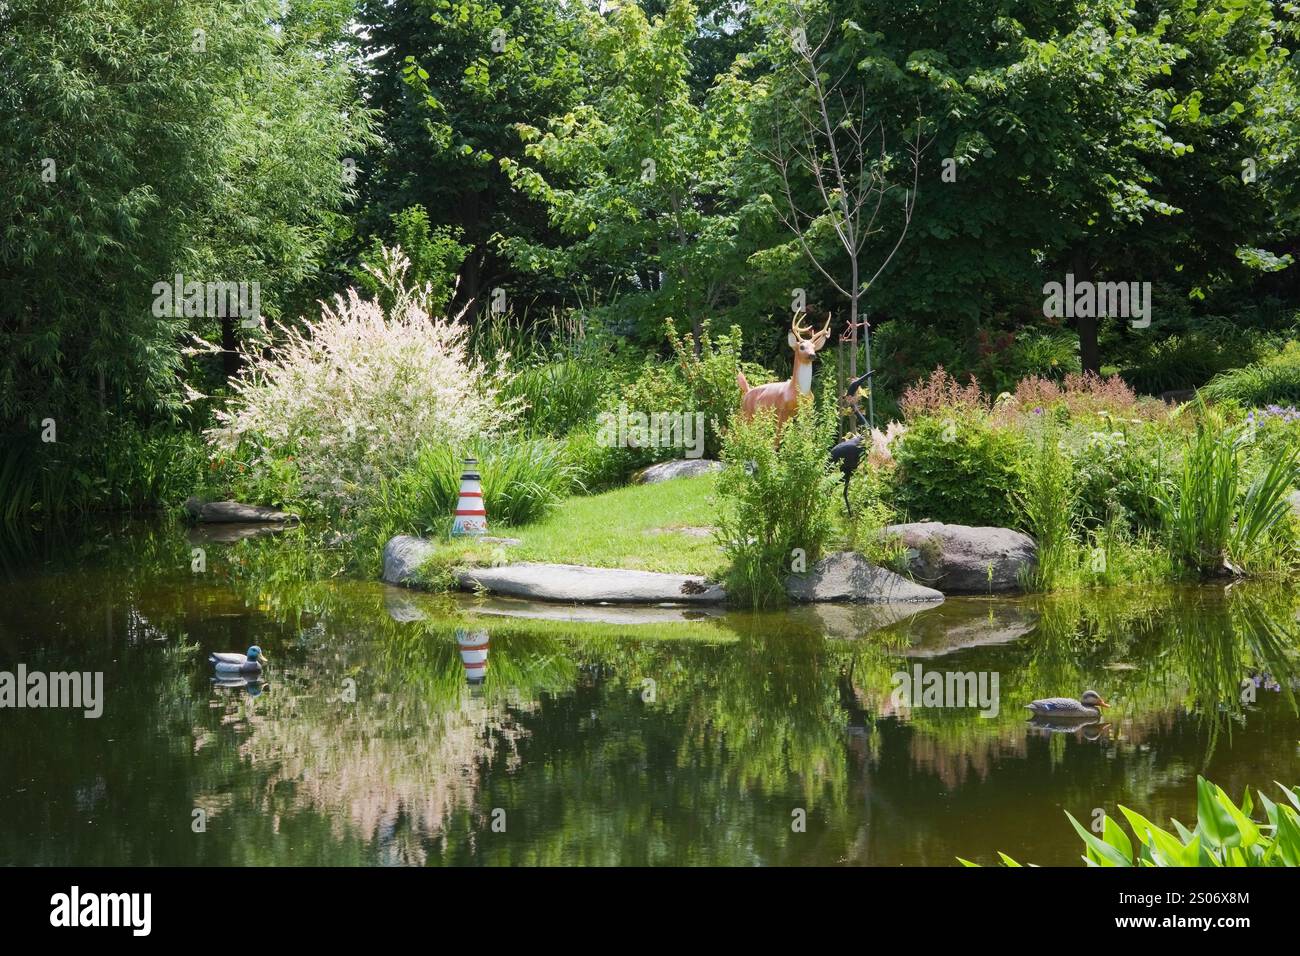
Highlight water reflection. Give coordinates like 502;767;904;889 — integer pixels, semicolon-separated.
0;521;1297;866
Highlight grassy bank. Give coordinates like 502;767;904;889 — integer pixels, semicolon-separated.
423;474;725;579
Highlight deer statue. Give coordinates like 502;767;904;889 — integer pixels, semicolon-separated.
736;313;831;426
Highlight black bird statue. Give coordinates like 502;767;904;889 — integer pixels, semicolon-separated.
829;370;873;515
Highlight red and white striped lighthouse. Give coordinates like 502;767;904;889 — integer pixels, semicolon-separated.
451;457;487;537
456;628;489;685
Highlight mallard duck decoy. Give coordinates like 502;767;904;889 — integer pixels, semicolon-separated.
1025;689;1109;718
209;645;268;674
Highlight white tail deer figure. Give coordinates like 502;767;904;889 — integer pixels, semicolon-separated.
736;313;831;426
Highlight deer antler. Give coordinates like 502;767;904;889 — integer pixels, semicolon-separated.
792;312;815;340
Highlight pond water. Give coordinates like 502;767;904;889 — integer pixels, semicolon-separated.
2;522;1298;866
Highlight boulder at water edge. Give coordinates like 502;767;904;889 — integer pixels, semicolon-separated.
883;521;1037;593
382;535;439;588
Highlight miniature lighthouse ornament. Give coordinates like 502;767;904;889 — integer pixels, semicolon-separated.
451;457;487;536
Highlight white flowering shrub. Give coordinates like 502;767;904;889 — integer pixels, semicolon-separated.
207;250;513;512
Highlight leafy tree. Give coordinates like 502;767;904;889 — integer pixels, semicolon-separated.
353;0;587;318
355;205;472;315
0;0;371;514
500;0;770;344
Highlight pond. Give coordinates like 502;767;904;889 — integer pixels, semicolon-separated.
2;521;1298;866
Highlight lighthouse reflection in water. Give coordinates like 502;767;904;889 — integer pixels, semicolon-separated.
456;628;489;686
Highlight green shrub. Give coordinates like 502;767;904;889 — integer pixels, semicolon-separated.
844;465;909;573
598;359;694;474
980;330;1081;395
964;777;1300;867
3;423;210;528
664;320;755;460
1202;341;1300;407
354;206;470;316
1246;405;1300;466
592;320;758;477
892;416;1028;527
1121;328;1262;395
560;423;632;493
507;356;614;437
716;395;839;608
1070;421;1169;532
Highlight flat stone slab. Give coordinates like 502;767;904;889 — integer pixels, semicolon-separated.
185;497;299;524
633;459;722;484
884;521;1037;593
382;535;439;587
456;562;726;604
785;551;944;604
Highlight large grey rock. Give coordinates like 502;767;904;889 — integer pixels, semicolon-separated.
382;535;439;587
1288;490;1300;518
634;459;723;484
883;521;1037;593
184;497;298;524
456;562;726;604
785;551;944;604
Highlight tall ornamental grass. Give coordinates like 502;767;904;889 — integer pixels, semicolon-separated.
1156;409;1299;575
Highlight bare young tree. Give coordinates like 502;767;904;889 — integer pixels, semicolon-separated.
761;1;930;429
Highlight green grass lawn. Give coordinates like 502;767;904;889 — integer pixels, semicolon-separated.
433;473;725;578
512;473;724;575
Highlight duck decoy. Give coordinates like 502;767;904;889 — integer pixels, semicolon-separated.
209;645;268;675
1025;689;1109;718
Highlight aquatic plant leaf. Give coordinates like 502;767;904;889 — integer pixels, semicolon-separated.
1275;808;1300;867
1276;782;1300;813
1197;776;1241;848
1102;814;1133;864
1067;811;1130;866
1119;805;1186;866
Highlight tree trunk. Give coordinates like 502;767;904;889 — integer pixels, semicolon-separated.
220;314;242;380
1072;249;1100;376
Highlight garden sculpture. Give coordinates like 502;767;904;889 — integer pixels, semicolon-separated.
452;457;487;536
210;645;269;675
830;370;874;515
736;313;831;426
1025;690;1110;718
